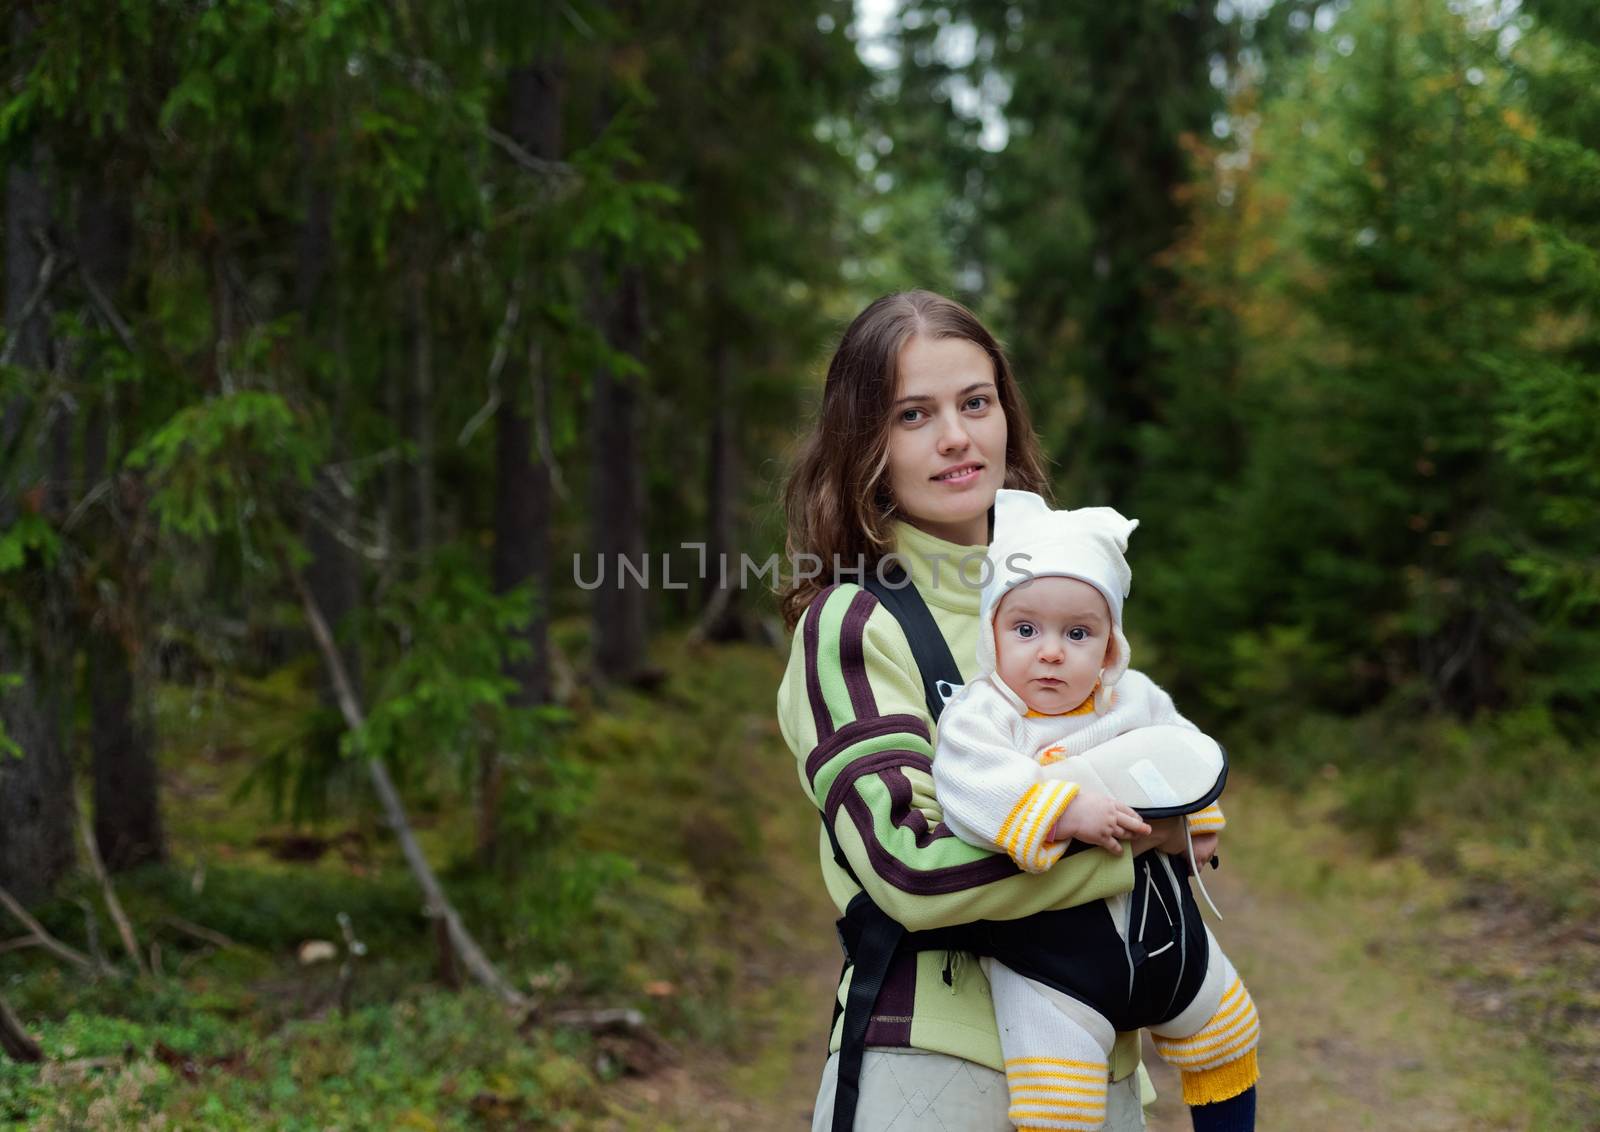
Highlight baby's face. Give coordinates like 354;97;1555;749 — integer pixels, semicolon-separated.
993;576;1115;714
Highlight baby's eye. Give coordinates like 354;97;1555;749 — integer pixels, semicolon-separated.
1015;623;1036;639
1067;627;1088;641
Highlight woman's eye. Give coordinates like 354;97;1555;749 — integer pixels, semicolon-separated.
900;408;925;424
1068;627;1088;641
965;395;990;411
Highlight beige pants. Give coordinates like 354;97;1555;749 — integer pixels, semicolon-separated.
810;1048;1147;1132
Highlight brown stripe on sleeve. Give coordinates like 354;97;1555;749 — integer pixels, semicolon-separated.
802;583;838;742
838;588;880;721
879;765;962;849
804;713;929;789
825;750;1021;895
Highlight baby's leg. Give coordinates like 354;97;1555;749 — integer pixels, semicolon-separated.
982;957;1117;1132
1147;930;1260;1109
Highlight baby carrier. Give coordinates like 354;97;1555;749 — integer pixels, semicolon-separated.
822;561;1225;1132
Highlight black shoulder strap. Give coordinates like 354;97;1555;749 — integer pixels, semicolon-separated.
862;562;964;723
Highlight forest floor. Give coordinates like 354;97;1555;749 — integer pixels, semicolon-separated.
3;636;1596;1129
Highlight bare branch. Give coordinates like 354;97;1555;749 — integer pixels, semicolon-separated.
0;884;100;975
77;808;148;976
0;247;65;368
75;262;135;351
458;284;521;447
159;915;240;952
485;127;579;188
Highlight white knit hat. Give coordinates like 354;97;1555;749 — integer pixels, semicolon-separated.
977;489;1139;713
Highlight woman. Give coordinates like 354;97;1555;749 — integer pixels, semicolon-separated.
777;290;1192;1130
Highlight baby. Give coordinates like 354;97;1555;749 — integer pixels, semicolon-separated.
931;489;1259;1132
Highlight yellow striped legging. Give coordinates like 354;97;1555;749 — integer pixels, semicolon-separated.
992;933;1260;1132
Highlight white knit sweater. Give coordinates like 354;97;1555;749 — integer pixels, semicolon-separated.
932;669;1225;874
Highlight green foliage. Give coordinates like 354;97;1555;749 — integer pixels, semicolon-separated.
127;391;322;550
569;110;699;270
351;544;568;784
0;511;59;573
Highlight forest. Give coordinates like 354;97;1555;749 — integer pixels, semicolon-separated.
1;0;1596;1128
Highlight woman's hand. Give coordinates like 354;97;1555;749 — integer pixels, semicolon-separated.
1127;818;1221;863
1129;817;1181;857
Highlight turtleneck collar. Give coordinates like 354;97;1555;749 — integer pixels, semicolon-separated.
889;519;986;614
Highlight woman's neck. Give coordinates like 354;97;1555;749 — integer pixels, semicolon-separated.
898;511;989;547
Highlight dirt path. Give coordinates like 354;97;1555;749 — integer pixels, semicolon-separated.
599;769;1582;1132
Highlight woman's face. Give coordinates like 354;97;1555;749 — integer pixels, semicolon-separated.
883;334;1009;546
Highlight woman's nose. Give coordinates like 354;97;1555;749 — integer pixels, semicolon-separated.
937;413;971;453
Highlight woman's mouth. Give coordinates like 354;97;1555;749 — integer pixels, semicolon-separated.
932;463;982;485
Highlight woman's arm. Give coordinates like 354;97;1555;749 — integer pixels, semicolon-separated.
777;583;1135;933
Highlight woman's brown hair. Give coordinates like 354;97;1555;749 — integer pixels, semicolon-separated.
779;290;1052;631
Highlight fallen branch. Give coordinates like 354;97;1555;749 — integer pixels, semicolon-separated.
0;883;101;975
547;1007;646;1032
284;552;528;1009
78;807;148;976
159;915;240;952
0;937;42;956
0;994;42;1062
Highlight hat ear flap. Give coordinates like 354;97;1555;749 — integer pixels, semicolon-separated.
993;489;1050;536
1071;507;1139;552
1095;626;1131;713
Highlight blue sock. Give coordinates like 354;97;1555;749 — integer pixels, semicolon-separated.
1189;1085;1256;1132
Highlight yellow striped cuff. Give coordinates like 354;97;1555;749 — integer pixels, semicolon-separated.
1180;1047;1260;1106
1187;804;1226;833
997;782;1079;873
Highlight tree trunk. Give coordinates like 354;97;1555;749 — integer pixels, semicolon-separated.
298;138;364;711
588;265;649;687
0;993;41;1063
698;286;752;643
480;58;563;865
404;271;436;560
0;101;75;904
79;174;165;872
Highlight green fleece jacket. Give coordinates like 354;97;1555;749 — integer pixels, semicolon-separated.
776;520;1143;1079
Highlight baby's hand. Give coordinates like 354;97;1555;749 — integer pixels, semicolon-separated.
1049;791;1150;854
